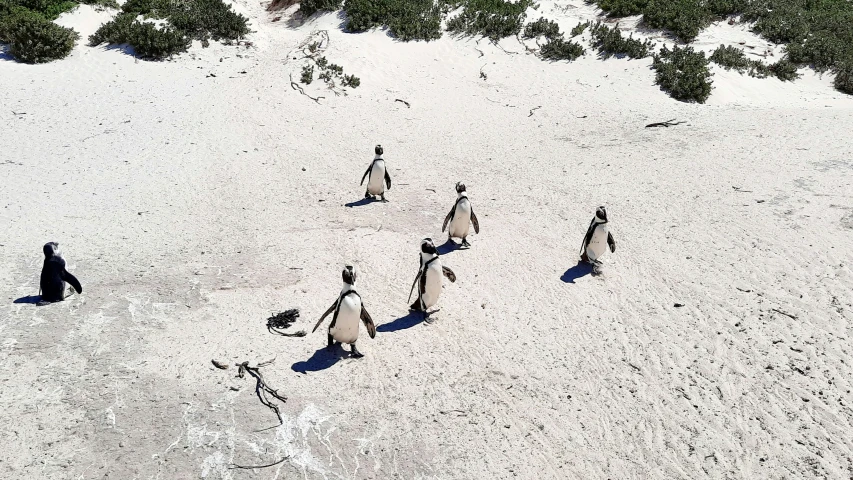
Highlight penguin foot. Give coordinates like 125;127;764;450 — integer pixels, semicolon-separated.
350;344;364;358
461;238;471;248
409;300;423;312
364;191;372;199
380;195;388;203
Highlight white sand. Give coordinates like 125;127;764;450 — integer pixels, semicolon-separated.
2;1;853;478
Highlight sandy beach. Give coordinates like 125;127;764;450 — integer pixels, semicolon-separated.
2;1;853;478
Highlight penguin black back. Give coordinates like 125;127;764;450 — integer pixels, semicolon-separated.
39;242;82;303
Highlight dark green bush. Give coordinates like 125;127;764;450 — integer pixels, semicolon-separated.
167;0;250;43
301;63;314;83
523;16;559;40
343;0;442;41
89;13;190;59
445;0;530;41
706;0;746;16
12;0;76;19
834;61;853;94
597;0;647;16
590;21;653;59
652;45;713;103
539;36;584;61
6;14;78;62
298;0;341;16
767;57;800;81
709;44;751;71
642;0;708;42
569;20;589;37
342;73;360;87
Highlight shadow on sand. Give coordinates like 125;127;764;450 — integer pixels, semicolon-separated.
376;311;425;333
344;197;376;208
291;344;351;374
560;261;594;284
13;295;41;304
436;239;460;255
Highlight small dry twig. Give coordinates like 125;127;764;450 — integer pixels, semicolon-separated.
236;359;287;424
771;308;797;320
212;359;229;370
289;73;324;104
228;456;289;470
267;309;306;337
645;119;685;128
395;98;411;108
528;106;542;117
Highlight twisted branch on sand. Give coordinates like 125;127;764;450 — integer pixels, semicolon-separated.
236;359;287;424
645;119;686;128
290;73;324;104
228;456;289;470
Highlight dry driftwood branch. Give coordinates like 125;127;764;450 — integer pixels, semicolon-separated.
289;74;324;104
236;359;287;424
528;106;542;117
211;359;229;370
267;309;306;337
395;98;411;108
645;119;686;128
771;308;797;320
228;456;289;470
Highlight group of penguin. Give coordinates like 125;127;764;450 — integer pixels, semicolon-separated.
311;144;616;358
35;144;616;359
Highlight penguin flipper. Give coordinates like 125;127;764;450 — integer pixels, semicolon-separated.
607;232;616;253
470;209;480;234
360;307;376;339
442;208;454;233
384;170;391;189
312;302;337;333
62;270;82;294
360;165;372;186
580;218;596;256
407;270;422;303
441;266;456;283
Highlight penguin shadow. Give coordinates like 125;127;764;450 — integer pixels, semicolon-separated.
344;197;378;208
376;311;427;332
436;240;460;255
560;261;595;283
291;344;351;374
13;295;42;304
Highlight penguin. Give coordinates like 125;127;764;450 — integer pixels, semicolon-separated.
580;206;616;264
408;238;456;312
360;144;391;202
312;265;376;358
39;242;82;305
442;182;480;247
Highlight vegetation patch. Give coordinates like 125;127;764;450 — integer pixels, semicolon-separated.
445;0;531;42
343;0;442;41
0;1;81;63
709;44;800;81
589;21;653;59
297;0;341;16
89;0;249;59
652;44;712;103
523;17;559;41
569;20;589;37
297;39;361;94
539;36;584;61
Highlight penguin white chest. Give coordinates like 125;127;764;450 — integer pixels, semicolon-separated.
330;294;361;344
367;161;386;195
448;199;472;238
587;224;609;261
421;260;444;309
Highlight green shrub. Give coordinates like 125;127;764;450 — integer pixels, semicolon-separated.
709;44;751;71
523;16;559;40
768;57;800;81
539;36;584;61
301;64;314;83
167;0;250;43
12;0;76;19
597;0;647;16
652;45;713;103
834;61;853;94
590;21;653;59
343;0;442;41
89;13;190;59
342;73;360;87
6;14;78;63
445;0;531;41
569;20;589;37
706;0;746;16
642;0;708;42
298;0;341;16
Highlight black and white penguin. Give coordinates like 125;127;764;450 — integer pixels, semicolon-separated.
312;265;376;358
39;242;82;304
360;144;391;202
580;206;616;264
442;182;480;247
408;238;456;312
